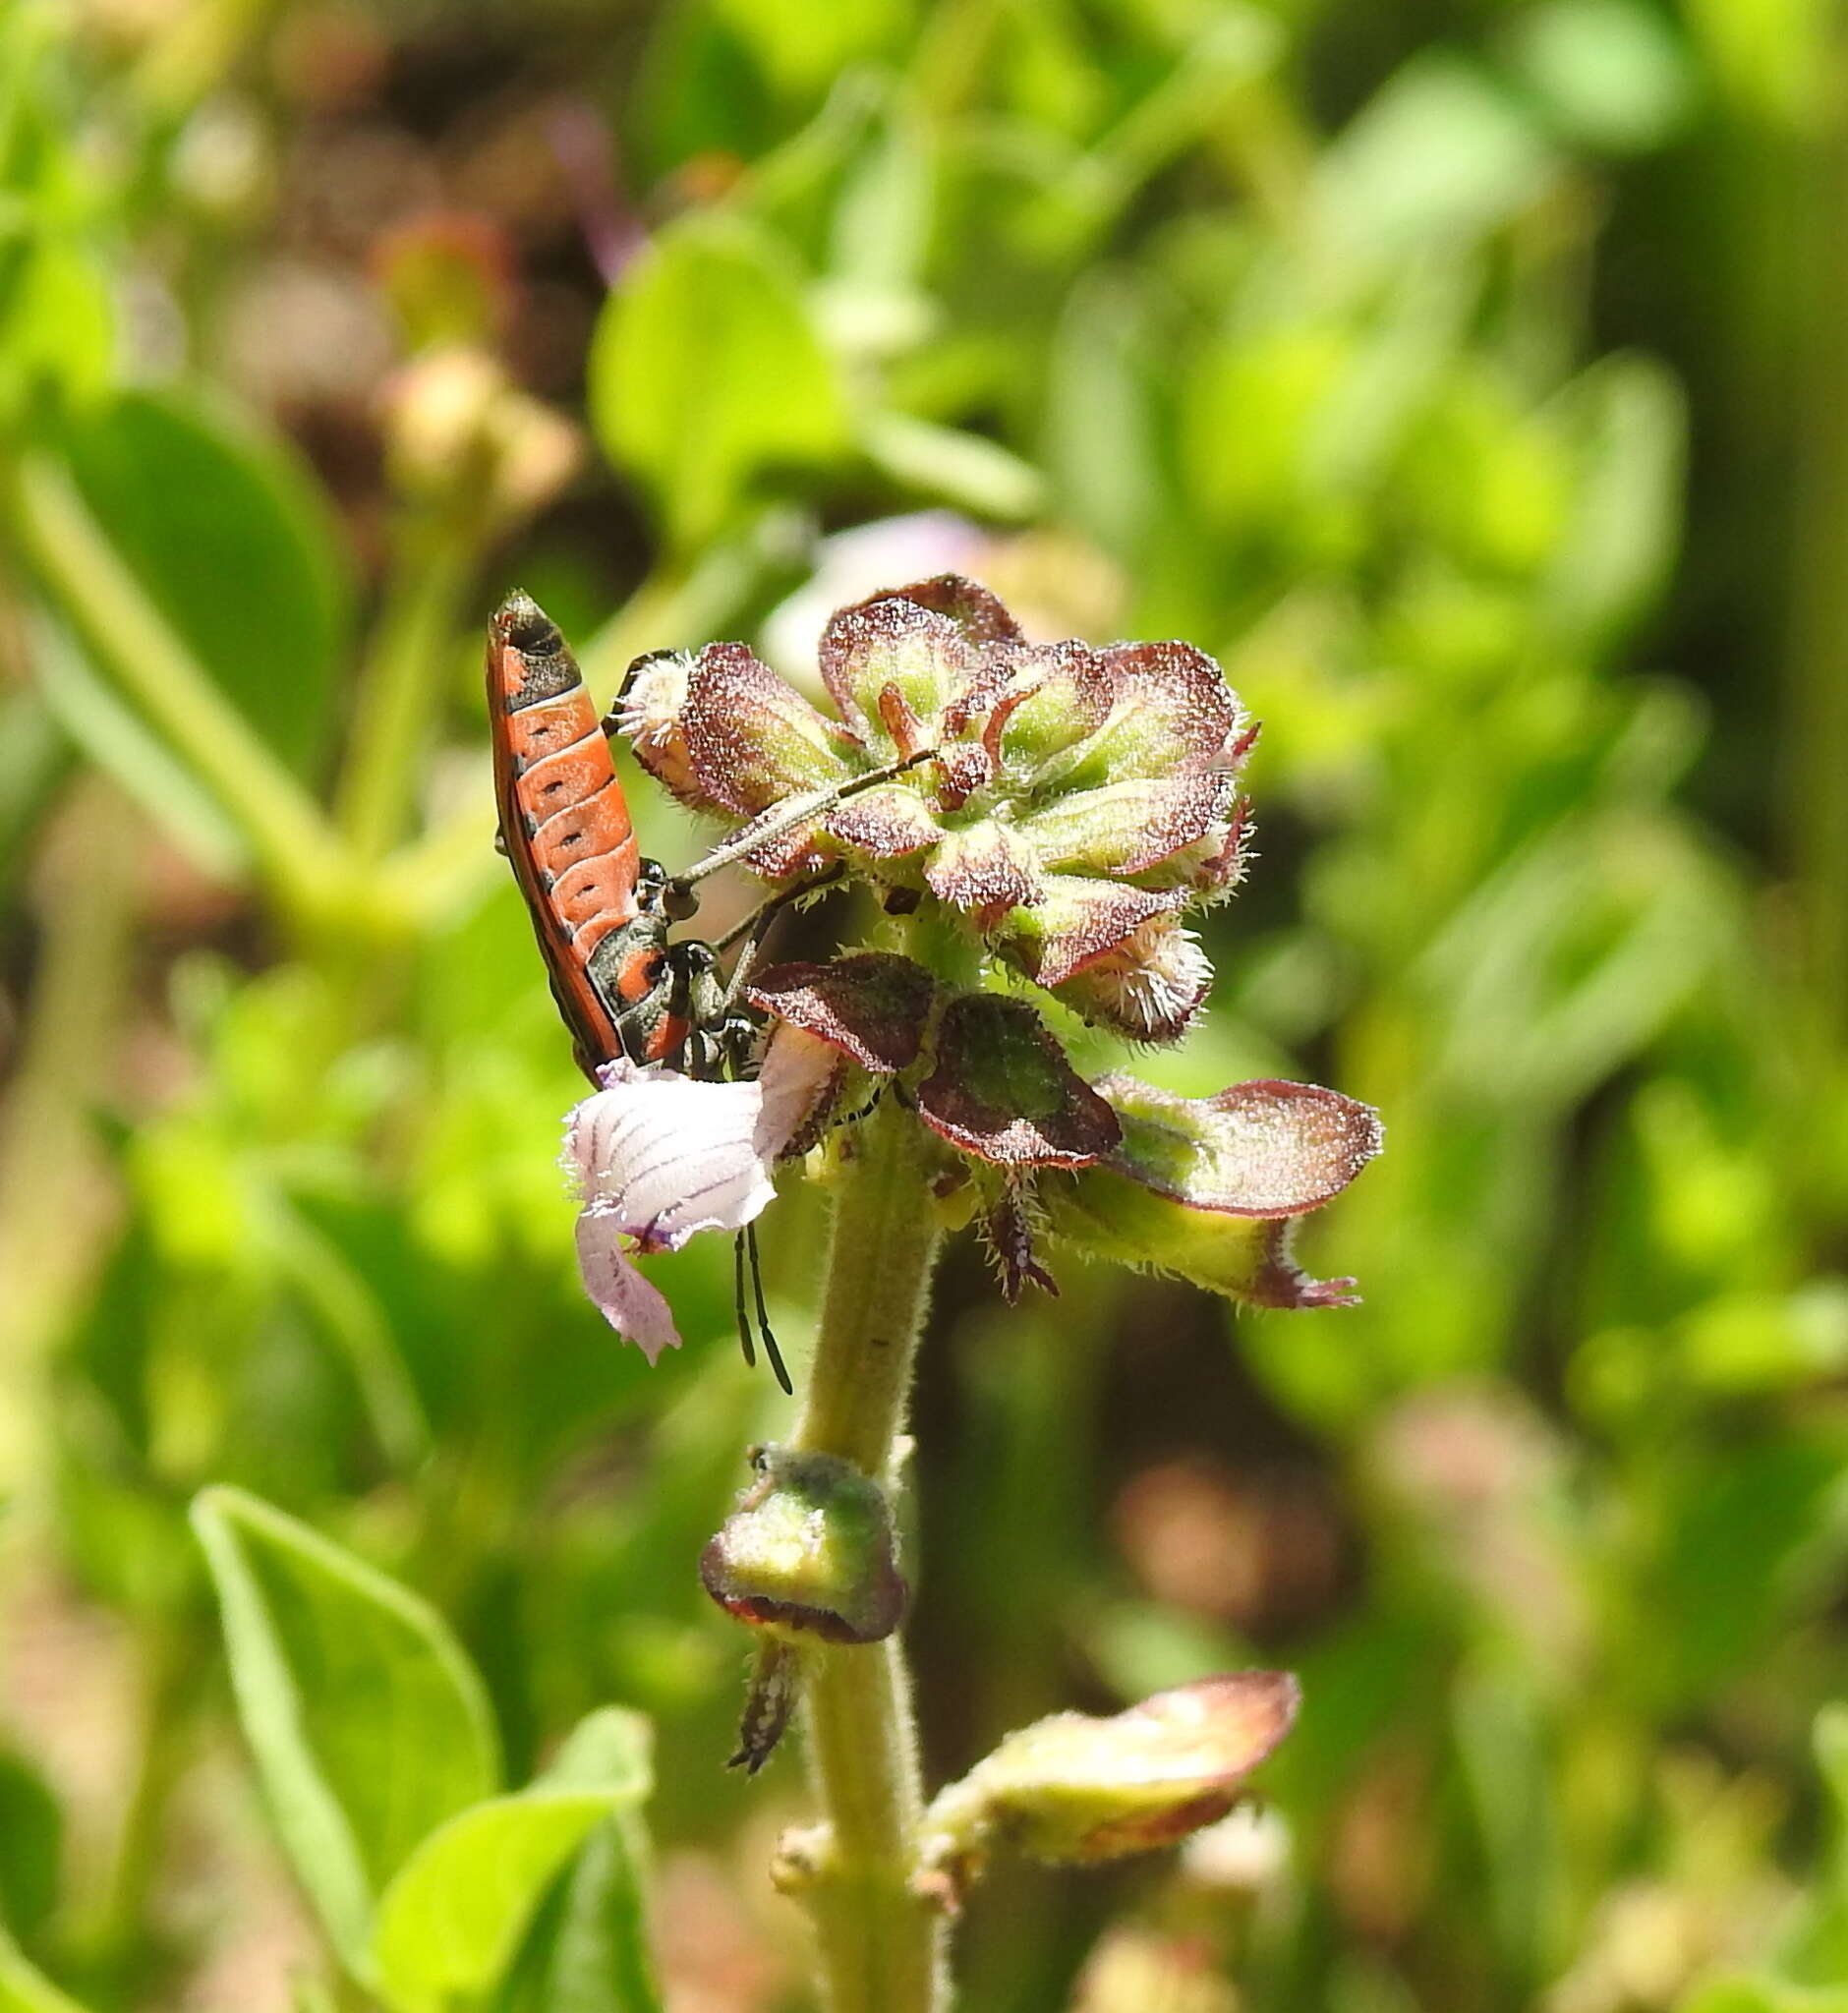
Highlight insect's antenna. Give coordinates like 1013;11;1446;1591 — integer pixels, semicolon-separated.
747;1223;792;1396
670;747;937;896
732;1231;757;1372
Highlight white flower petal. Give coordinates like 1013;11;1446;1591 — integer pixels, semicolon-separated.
566;1060;778;1252
561;1048;840;1361
574;1209;683;1363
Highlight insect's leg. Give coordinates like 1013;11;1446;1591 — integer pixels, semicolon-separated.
716;864;845;1011
733;1231;758;1372
746;1223;792;1396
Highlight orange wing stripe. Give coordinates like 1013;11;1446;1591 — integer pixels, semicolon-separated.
516;731;634;840
551;849;644;960
505;689;599;766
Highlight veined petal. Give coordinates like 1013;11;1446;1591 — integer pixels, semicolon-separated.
573;1211;684;1363
562;1046;836;1357
566;1060;780;1251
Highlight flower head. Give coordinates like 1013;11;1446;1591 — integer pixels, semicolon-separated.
561;575;1379;1360
620;575;1254;1041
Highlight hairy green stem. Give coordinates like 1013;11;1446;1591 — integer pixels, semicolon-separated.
789;1095;947;2012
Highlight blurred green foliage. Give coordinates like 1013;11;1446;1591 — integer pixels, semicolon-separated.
1;0;1846;2007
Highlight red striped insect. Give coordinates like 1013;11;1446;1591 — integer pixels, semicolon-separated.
487;591;739;1084
489;591;938;1388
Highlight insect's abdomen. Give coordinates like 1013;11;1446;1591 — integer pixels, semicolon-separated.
490;592;664;1072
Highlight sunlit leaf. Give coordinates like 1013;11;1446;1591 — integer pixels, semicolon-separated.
192;1487;499;1973
589;211;849;552
0;1929;90;2013
58;388;352;776
501;1710;663;2013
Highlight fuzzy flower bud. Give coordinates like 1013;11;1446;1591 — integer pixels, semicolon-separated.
700;1444;907;1647
917;1672;1299;1905
616;575;1255;1042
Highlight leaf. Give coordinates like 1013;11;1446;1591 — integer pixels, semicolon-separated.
25;613;246;876
0;1929;90;2013
1507;0;1698;154
861;412;1045;521
1543;354;1687;646
1680;1983;1848;2013
0;1751;60;1946
1315;53;1559;269
588;211;849;552
373;1709;658;2013
191;1486;499;1975
57;386;352;776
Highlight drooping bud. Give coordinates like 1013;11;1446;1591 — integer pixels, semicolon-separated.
700;1444;907;1648
917;1673;1299;1904
1038;1074;1383;1308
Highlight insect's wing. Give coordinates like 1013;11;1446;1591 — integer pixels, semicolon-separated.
487;593;649;1077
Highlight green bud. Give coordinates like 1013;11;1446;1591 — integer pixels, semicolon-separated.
918;1673;1299;1900
700;1444;907;1647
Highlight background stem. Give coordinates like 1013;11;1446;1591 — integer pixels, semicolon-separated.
333;522;473;860
788;1095;947;2012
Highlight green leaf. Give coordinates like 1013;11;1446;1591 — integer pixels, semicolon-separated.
860;411;1045;520
373;1709;657;2013
192;1486;498;1975
0;1929;90;2013
508;1711;661;2013
588;210;849;553
1315;53;1559;269
1680;1983;1848;2013
27;612;246;877
1507;0;1698;154
58;387;352;776
1543;354;1687;646
0;1750;61;1946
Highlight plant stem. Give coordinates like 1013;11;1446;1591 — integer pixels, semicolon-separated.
788;1094;947;2013
333;521;473;860
9;452;352;928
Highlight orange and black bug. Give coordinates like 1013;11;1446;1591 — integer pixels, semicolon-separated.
490;591;941;1389
487;592;722;1082
489;590;790;1385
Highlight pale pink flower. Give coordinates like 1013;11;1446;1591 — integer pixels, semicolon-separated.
563;1031;837;1361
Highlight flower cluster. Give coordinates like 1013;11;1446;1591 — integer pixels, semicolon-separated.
565;575;1381;1356
619;574;1252;1040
